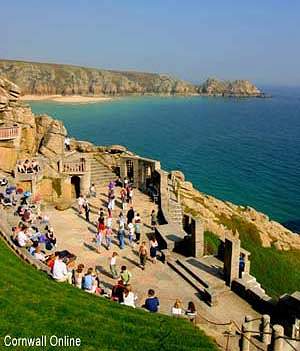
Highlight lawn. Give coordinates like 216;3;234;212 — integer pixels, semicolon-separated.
0;239;217;351
217;214;300;299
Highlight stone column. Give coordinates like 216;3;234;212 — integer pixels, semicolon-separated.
133;159;139;188
241;316;253;351
223;236;241;286
191;218;204;258
260;314;271;345
119;158;126;181
272;325;284;351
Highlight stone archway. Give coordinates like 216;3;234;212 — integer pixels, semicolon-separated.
71;176;81;198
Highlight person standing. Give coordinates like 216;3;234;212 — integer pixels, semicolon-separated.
105;226;112;250
78;194;85;214
127;206;135;225
120;265;132;286
118;212;126;249
139;241;148;270
128;222;134;246
149;235;159;263
134;213;141;244
89;183;96;197
151;209;158;231
109;252;119;279
84;198;90;222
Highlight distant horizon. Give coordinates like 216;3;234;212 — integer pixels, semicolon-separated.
1;56;300;90
1;1;300;87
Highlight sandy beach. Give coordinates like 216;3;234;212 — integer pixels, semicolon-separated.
20;95;113;103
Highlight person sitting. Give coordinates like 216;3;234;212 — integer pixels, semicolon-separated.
32;160;40;173
52;256;72;283
83;268;99;294
74;264;85;289
0;178;8;187
28;240;39;256
17;227;31;247
171;299;183;317
17;161;25;173
185;301;197;323
45;227;57;250
111;280;125;303
33;247;47;262
122;285;137;308
143;289;160;313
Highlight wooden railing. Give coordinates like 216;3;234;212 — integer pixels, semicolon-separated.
61;159;86;174
0;126;19;140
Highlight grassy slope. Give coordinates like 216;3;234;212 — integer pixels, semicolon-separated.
218;215;300;299
0;239;217;351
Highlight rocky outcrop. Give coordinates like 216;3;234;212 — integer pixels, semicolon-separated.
0;60;264;97
0;78;66;173
171;173;300;251
200;78;262;96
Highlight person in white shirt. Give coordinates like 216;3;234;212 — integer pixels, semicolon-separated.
122;285;137;308
17;230;29;247
52;258;72;283
33;247;46;262
78;195;85;214
171;299;183;317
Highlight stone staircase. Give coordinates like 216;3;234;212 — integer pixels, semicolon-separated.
167;179;183;226
167;256;230;306
90;157;116;187
239;273;268;297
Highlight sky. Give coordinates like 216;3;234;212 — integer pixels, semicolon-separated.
1;0;300;86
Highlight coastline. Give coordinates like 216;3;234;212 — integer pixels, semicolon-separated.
20;94;113;103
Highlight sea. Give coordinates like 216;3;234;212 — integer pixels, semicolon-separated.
29;87;300;231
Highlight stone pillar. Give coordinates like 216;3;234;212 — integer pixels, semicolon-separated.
191;218;204;258
243;253;251;275
272;325;284;351
241;316;253;351
133;159;139;188
260;314;271;345
119;158;126;181
223;236;241;286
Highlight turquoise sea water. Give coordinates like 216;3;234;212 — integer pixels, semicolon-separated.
29;88;300;229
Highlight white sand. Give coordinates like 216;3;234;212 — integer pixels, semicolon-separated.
20;95;113;103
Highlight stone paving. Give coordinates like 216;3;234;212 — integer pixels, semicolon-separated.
46;184;260;349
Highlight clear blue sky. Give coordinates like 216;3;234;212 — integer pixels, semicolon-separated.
1;0;300;86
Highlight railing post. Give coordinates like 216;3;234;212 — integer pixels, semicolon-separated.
272;325;284;351
241;315;253;351
260;314;271;345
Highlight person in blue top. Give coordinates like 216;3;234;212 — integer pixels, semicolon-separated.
143;289;160;313
83;268;95;291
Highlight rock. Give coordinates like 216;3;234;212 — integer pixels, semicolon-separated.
171;170;185;182
201;78;262;96
107;144;127;153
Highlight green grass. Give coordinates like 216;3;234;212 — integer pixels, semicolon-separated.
204;231;221;256
217;214;300;299
0;239;217;351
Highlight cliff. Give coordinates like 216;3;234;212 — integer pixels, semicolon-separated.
0;59;263;97
201;78;262;97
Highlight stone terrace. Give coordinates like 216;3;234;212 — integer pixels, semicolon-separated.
46;184;260;349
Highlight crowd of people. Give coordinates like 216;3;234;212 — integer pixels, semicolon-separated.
16;159;40;174
0;175;198;322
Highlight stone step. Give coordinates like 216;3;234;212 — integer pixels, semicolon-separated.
167;259;204;294
167;259;218;306
177;259;228;292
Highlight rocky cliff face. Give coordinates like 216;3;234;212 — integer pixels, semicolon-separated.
201;78;262;96
174;176;300;251
0;77;66;173
0;60;263;97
